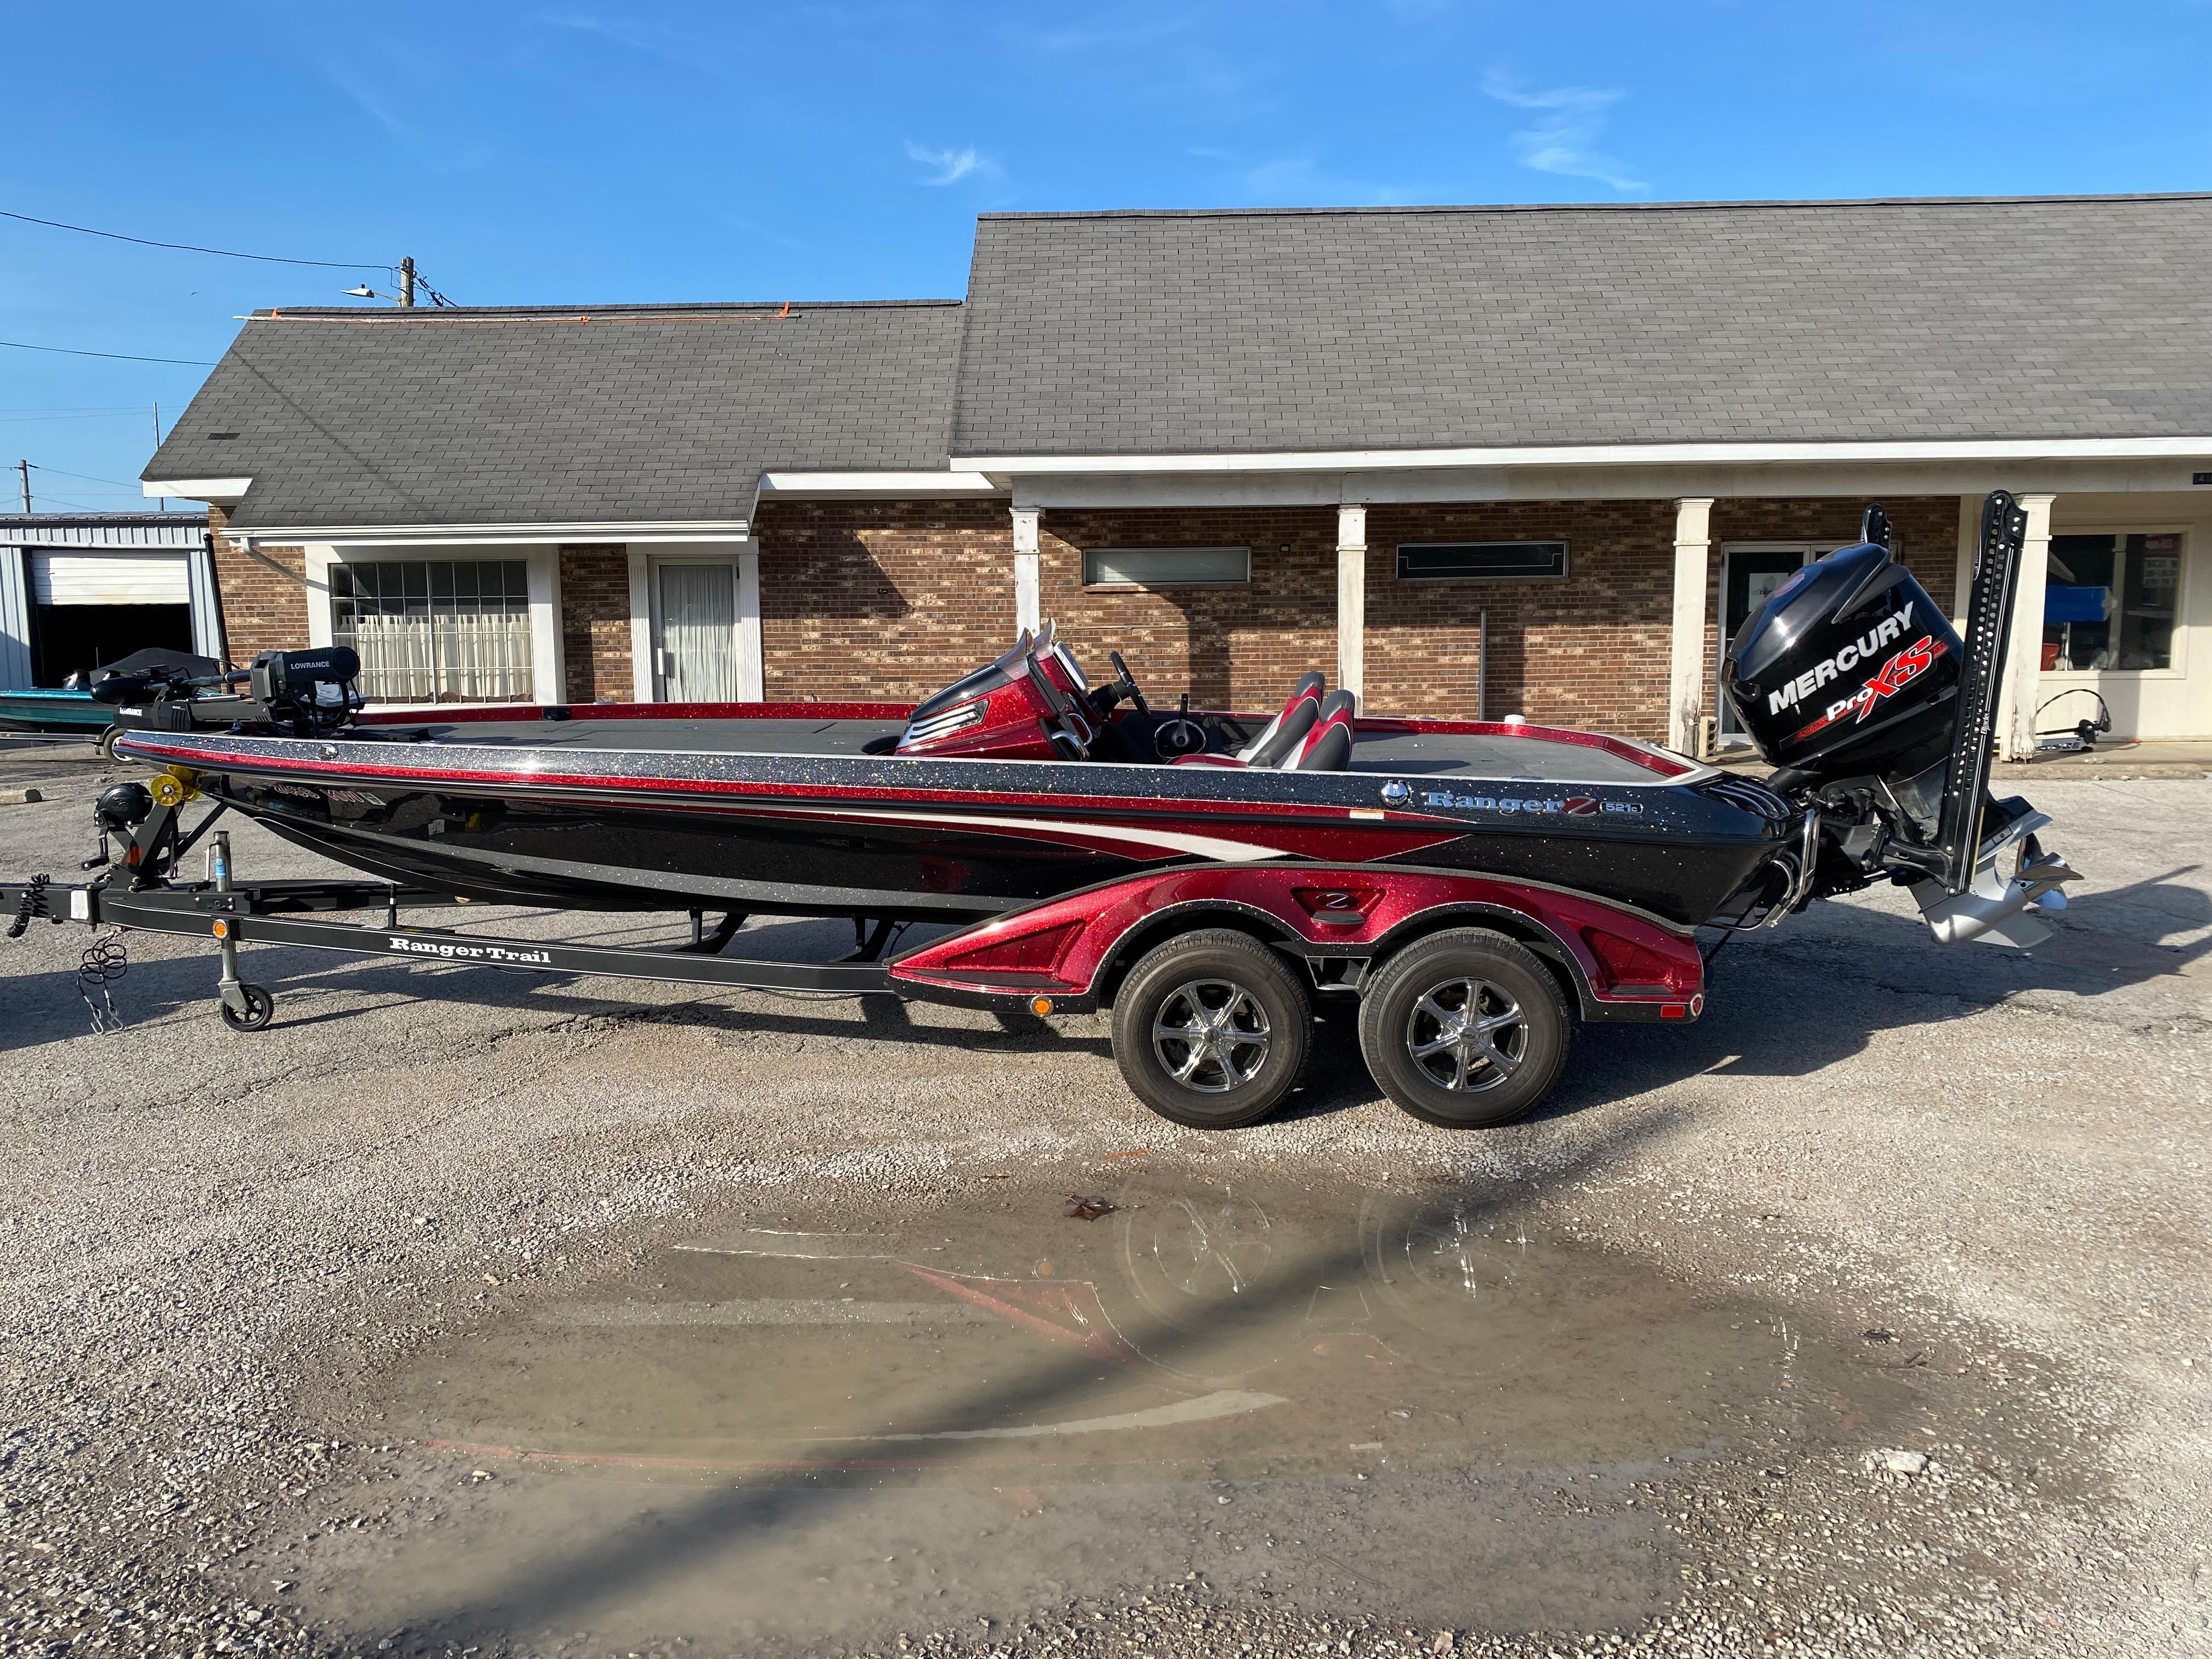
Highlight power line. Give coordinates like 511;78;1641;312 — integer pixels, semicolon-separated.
29;462;146;490
0;411;157;424
0;339;214;366
1;208;392;271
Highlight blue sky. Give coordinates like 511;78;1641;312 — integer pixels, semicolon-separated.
5;0;2207;512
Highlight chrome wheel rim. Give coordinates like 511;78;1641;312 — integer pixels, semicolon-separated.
1152;979;1272;1093
1404;977;1526;1093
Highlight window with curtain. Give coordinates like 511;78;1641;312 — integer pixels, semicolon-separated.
331;560;533;703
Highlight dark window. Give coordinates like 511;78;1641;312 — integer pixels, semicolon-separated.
1396;541;1569;582
2042;533;2180;673
1082;547;1250;588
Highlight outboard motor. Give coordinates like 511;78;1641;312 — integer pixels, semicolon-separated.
1722;495;2079;947
1724;535;1961;805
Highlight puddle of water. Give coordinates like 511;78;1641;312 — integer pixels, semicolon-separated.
285;1173;1960;1653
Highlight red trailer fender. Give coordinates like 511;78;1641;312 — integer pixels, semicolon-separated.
887;864;1706;1022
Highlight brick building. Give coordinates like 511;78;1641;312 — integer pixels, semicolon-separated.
143;194;2212;755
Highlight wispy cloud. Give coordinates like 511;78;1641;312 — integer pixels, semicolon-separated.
320;64;495;173
1482;73;1646;194
904;141;1000;187
1231;152;1426;207
714;213;810;253
1024;17;1192;54
532;10;721;72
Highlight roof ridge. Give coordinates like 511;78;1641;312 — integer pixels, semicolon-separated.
977;191;2212;222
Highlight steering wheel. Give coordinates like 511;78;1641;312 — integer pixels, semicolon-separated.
1107;651;1151;717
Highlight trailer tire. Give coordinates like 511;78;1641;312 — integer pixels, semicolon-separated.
1111;929;1311;1129
1358;928;1568;1128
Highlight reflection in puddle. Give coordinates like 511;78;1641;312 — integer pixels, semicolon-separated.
287;1174;1954;1654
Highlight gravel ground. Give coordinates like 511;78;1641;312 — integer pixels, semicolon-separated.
1;742;2207;1659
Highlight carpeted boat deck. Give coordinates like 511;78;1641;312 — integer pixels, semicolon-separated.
385;717;1670;783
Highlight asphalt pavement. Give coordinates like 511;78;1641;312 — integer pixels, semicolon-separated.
1;742;2207;1659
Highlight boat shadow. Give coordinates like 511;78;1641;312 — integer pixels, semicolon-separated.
0;915;1116;1062
1277;862;2211;1125
3;873;2202;1091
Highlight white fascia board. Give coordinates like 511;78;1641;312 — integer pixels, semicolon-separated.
143;477;252;501
225;520;753;549
956;436;2212;476
757;471;1003;497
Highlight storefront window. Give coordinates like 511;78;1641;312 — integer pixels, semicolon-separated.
2042;533;2180;673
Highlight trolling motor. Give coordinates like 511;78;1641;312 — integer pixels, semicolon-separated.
89;646;363;740
1721;494;2080;948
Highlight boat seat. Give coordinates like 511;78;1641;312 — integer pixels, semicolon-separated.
1234;671;1326;766
1280;689;1356;771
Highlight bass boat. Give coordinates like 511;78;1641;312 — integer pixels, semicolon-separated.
7;496;2077;1131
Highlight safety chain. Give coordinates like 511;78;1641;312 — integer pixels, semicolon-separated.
77;928;128;1035
7;873;59;940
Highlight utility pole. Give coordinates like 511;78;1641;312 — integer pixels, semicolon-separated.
398;256;416;308
15;459;28;515
153;405;167;511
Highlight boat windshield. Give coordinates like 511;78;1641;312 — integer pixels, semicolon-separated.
905;634;1035;724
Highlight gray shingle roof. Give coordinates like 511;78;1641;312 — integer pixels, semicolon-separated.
145;301;961;529
952;195;2212;456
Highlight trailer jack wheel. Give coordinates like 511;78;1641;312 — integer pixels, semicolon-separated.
218;984;275;1032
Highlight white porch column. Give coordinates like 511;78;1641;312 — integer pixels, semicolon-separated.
1667;498;1715;756
735;538;764;702
1336;503;1367;704
2000;493;2055;762
1011;505;1041;636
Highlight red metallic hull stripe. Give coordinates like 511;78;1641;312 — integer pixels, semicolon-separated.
353;698;913;727
121;736;1472;828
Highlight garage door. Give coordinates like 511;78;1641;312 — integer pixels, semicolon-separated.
31;550;190;606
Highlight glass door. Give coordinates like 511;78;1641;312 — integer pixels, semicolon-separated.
654;562;739;702
1717;545;1813;740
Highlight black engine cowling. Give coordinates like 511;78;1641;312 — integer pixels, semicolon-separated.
1722;540;1960;785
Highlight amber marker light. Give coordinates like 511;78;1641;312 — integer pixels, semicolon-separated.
1030;997;1054;1017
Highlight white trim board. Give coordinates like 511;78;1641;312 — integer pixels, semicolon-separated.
142;477;251;501
228;520;752;549
962;436;2212;475
1012;458;2212;510
758;471;1002;497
